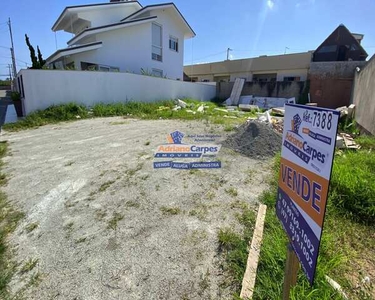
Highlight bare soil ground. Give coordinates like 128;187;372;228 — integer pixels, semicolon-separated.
1;118;272;300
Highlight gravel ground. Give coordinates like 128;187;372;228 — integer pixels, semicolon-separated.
1;118;273;300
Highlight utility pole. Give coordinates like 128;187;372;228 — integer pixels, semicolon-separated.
227;48;233;60
8;64;12;81
8;18;17;78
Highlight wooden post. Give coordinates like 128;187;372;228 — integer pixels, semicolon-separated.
282;243;299;300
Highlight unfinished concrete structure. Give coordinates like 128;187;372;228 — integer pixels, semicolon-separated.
352;55;375;135
184;52;312;83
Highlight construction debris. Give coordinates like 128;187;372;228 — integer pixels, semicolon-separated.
239;104;259;112
223;121;282;158
197;105;205;113
348;104;356;119
340;133;360;149
336;106;349;118
271;107;285;116
230;78;245;106
177;99;187;108
213;108;228;113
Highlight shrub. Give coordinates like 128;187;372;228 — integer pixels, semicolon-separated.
10;91;20;101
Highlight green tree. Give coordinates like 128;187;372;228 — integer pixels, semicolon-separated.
25;34;46;69
25;34;39;68
37;46;46;67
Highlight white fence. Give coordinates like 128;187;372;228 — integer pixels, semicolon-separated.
16;69;217;115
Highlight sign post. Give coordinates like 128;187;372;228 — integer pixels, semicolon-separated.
276;104;339;293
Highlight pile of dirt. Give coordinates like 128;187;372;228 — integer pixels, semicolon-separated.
223;121;282;158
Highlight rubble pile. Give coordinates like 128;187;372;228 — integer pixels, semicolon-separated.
223;121;282;158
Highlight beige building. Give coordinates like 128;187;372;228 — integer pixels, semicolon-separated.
184;52;313;83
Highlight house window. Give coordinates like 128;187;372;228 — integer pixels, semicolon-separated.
152;68;163;77
318;45;337;53
152;23;162;61
169;36;178;52
283;76;301;82
99;66;110;72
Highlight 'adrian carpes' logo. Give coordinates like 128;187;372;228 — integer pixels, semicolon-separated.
155;131;221;159
284;114;328;168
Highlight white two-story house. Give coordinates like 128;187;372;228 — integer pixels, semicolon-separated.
46;0;195;80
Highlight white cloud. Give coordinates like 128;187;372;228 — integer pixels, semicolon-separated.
267;0;275;9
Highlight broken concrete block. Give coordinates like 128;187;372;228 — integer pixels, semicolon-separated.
186;109;194;113
172;106;181;111
336;106;348;118
177;99;187;108
239;104;259;112
213;108;228;113
348;104;356;119
336;135;345;149
271;107;285;116
224;115;238;119
197;105;205;113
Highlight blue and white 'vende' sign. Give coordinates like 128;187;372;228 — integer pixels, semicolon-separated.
276;103;339;285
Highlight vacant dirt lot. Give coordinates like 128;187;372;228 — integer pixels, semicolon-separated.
1;118;272;300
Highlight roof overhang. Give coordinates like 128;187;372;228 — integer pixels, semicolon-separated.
122;3;195;39
46;41;103;64
67;16;157;46
52;1;142;32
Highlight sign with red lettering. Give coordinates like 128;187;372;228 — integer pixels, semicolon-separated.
276;104;339;285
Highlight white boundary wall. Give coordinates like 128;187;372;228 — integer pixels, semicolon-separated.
17;69;217;115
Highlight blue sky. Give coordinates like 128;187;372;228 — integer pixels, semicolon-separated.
1;0;374;78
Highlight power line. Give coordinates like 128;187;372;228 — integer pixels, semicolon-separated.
193;50;227;62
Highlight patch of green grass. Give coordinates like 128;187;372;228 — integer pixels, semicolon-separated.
198;269;211;296
27;271;42;288
224;124;235;132
75;237;87;244
355;135;375;150
0;142;24;297
25;222;39;233
64;161;74;167
109;121;129;126
107;212;124;230
125;200;140;209
225;187;238;197
144;141;151;146
217;204;256;292
99;180;115;192
126;163;144;177
330;151;375;223
189;203;209;221
19;258;39;275
64;222;74;231
160;206;181;216
3;100;257;131
3;103;88;131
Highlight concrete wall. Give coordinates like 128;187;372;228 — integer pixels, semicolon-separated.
352;55;375;135
309;61;367;108
217;81;305;100
17;69;216;115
